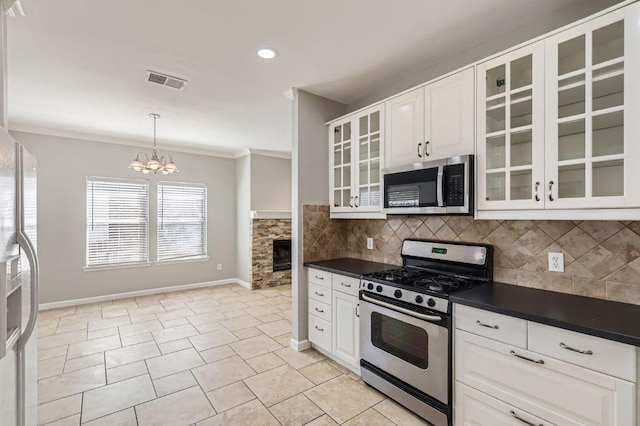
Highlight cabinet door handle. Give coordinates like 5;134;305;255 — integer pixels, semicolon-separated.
341;282;352;288
534;181;540;202
314;275;324;281
510;350;544;365
476;320;499;330
314;307;324;313
315;291;324;297
510;410;543;426
354;196;359;208
349;196;354;208
314;325;324;332
425;141;430;156
560;342;593;355
355;304;360;318
548;180;555;202
417;143;422;158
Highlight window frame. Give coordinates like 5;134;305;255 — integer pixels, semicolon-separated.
84;176;150;271
156;181;208;263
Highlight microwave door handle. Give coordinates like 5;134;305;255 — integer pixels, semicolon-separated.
436;165;444;207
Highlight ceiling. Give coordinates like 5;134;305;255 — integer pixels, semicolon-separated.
6;0;619;156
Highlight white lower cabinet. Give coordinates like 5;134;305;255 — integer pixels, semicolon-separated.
307;268;360;373
455;382;555;426
332;290;359;368
454;306;637;426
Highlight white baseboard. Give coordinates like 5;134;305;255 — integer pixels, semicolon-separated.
234;279;252;289
290;338;311;352
39;278;244;311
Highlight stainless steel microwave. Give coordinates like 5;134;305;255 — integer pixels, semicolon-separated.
382;155;473;215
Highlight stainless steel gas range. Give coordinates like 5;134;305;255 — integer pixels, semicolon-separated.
359;239;493;426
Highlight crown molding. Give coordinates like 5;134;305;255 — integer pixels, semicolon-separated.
8;124;238;158
233;147;292;160
282;88;297;101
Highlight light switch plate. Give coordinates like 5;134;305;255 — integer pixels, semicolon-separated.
366;237;374;250
548;252;564;272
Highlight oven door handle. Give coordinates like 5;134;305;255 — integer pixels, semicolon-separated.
361;294;442;322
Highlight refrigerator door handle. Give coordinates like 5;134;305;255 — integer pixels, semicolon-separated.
16;231;38;351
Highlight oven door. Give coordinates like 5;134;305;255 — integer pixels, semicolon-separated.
360;293;449;404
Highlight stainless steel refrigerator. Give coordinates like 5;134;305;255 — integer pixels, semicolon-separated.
0;127;38;426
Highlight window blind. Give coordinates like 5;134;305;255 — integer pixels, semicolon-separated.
157;182;207;261
86;177;149;267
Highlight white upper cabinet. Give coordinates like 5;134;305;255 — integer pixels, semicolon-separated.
478;2;640;217
477;41;546;211
545;4;640;209
330;104;385;218
385;68;475;168
384;88;425;167
424;67;475;161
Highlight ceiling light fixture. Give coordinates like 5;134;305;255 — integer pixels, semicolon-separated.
257;48;278;59
128;114;179;175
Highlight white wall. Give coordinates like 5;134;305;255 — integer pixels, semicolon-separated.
250;154;291;211
348;0;622;112
12;131;237;304
235;155;251;283
291;90;346;346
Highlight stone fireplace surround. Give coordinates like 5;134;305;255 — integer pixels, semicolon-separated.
250;215;292;289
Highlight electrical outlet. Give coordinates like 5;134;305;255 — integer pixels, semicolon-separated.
217;264;222;271
548;252;564;273
366;237;374;250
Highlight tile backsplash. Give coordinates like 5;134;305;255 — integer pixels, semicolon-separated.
302;205;640;305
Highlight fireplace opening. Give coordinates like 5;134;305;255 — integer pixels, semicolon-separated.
273;239;292;272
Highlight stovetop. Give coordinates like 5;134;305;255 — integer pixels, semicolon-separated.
365;267;485;295
358;239;492;314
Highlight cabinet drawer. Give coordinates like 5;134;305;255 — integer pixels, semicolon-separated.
308;298;331;323
456;330;636;426
309;315;331;352
455;382;555;426
332;274;359;297
528;321;637;382
307;268;331;287
455;304;527;348
309;283;331;305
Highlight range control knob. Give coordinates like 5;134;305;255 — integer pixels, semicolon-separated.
427;298;436;307
394;289;402;298
415;295;424;304
376;285;383;293
367;283;374;290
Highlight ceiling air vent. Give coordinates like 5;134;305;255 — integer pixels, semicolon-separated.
146;70;188;90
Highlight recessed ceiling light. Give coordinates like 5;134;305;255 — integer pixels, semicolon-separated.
257;48;278;59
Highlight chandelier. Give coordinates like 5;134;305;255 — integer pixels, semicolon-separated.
129;113;179;175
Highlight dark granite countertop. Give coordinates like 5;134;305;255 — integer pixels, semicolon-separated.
451;282;640;347
304;258;398;278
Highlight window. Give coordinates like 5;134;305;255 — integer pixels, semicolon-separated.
157;182;207;261
86;177;149;267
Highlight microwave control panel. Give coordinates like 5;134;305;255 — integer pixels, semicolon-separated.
445;163;465;206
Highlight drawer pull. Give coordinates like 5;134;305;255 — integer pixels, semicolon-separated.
510;350;544;365
315;275;325;280
341;282;352;288
314;307;324;313
476;320;499;330
560;342;593;355
315;291;324;297
314;325;324;332
510;410;543;426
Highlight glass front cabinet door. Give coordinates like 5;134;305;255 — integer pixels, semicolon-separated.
544;4;640;209
330;105;384;216
477;41;545;210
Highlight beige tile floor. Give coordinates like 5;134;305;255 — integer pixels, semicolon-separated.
36;284;429;426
